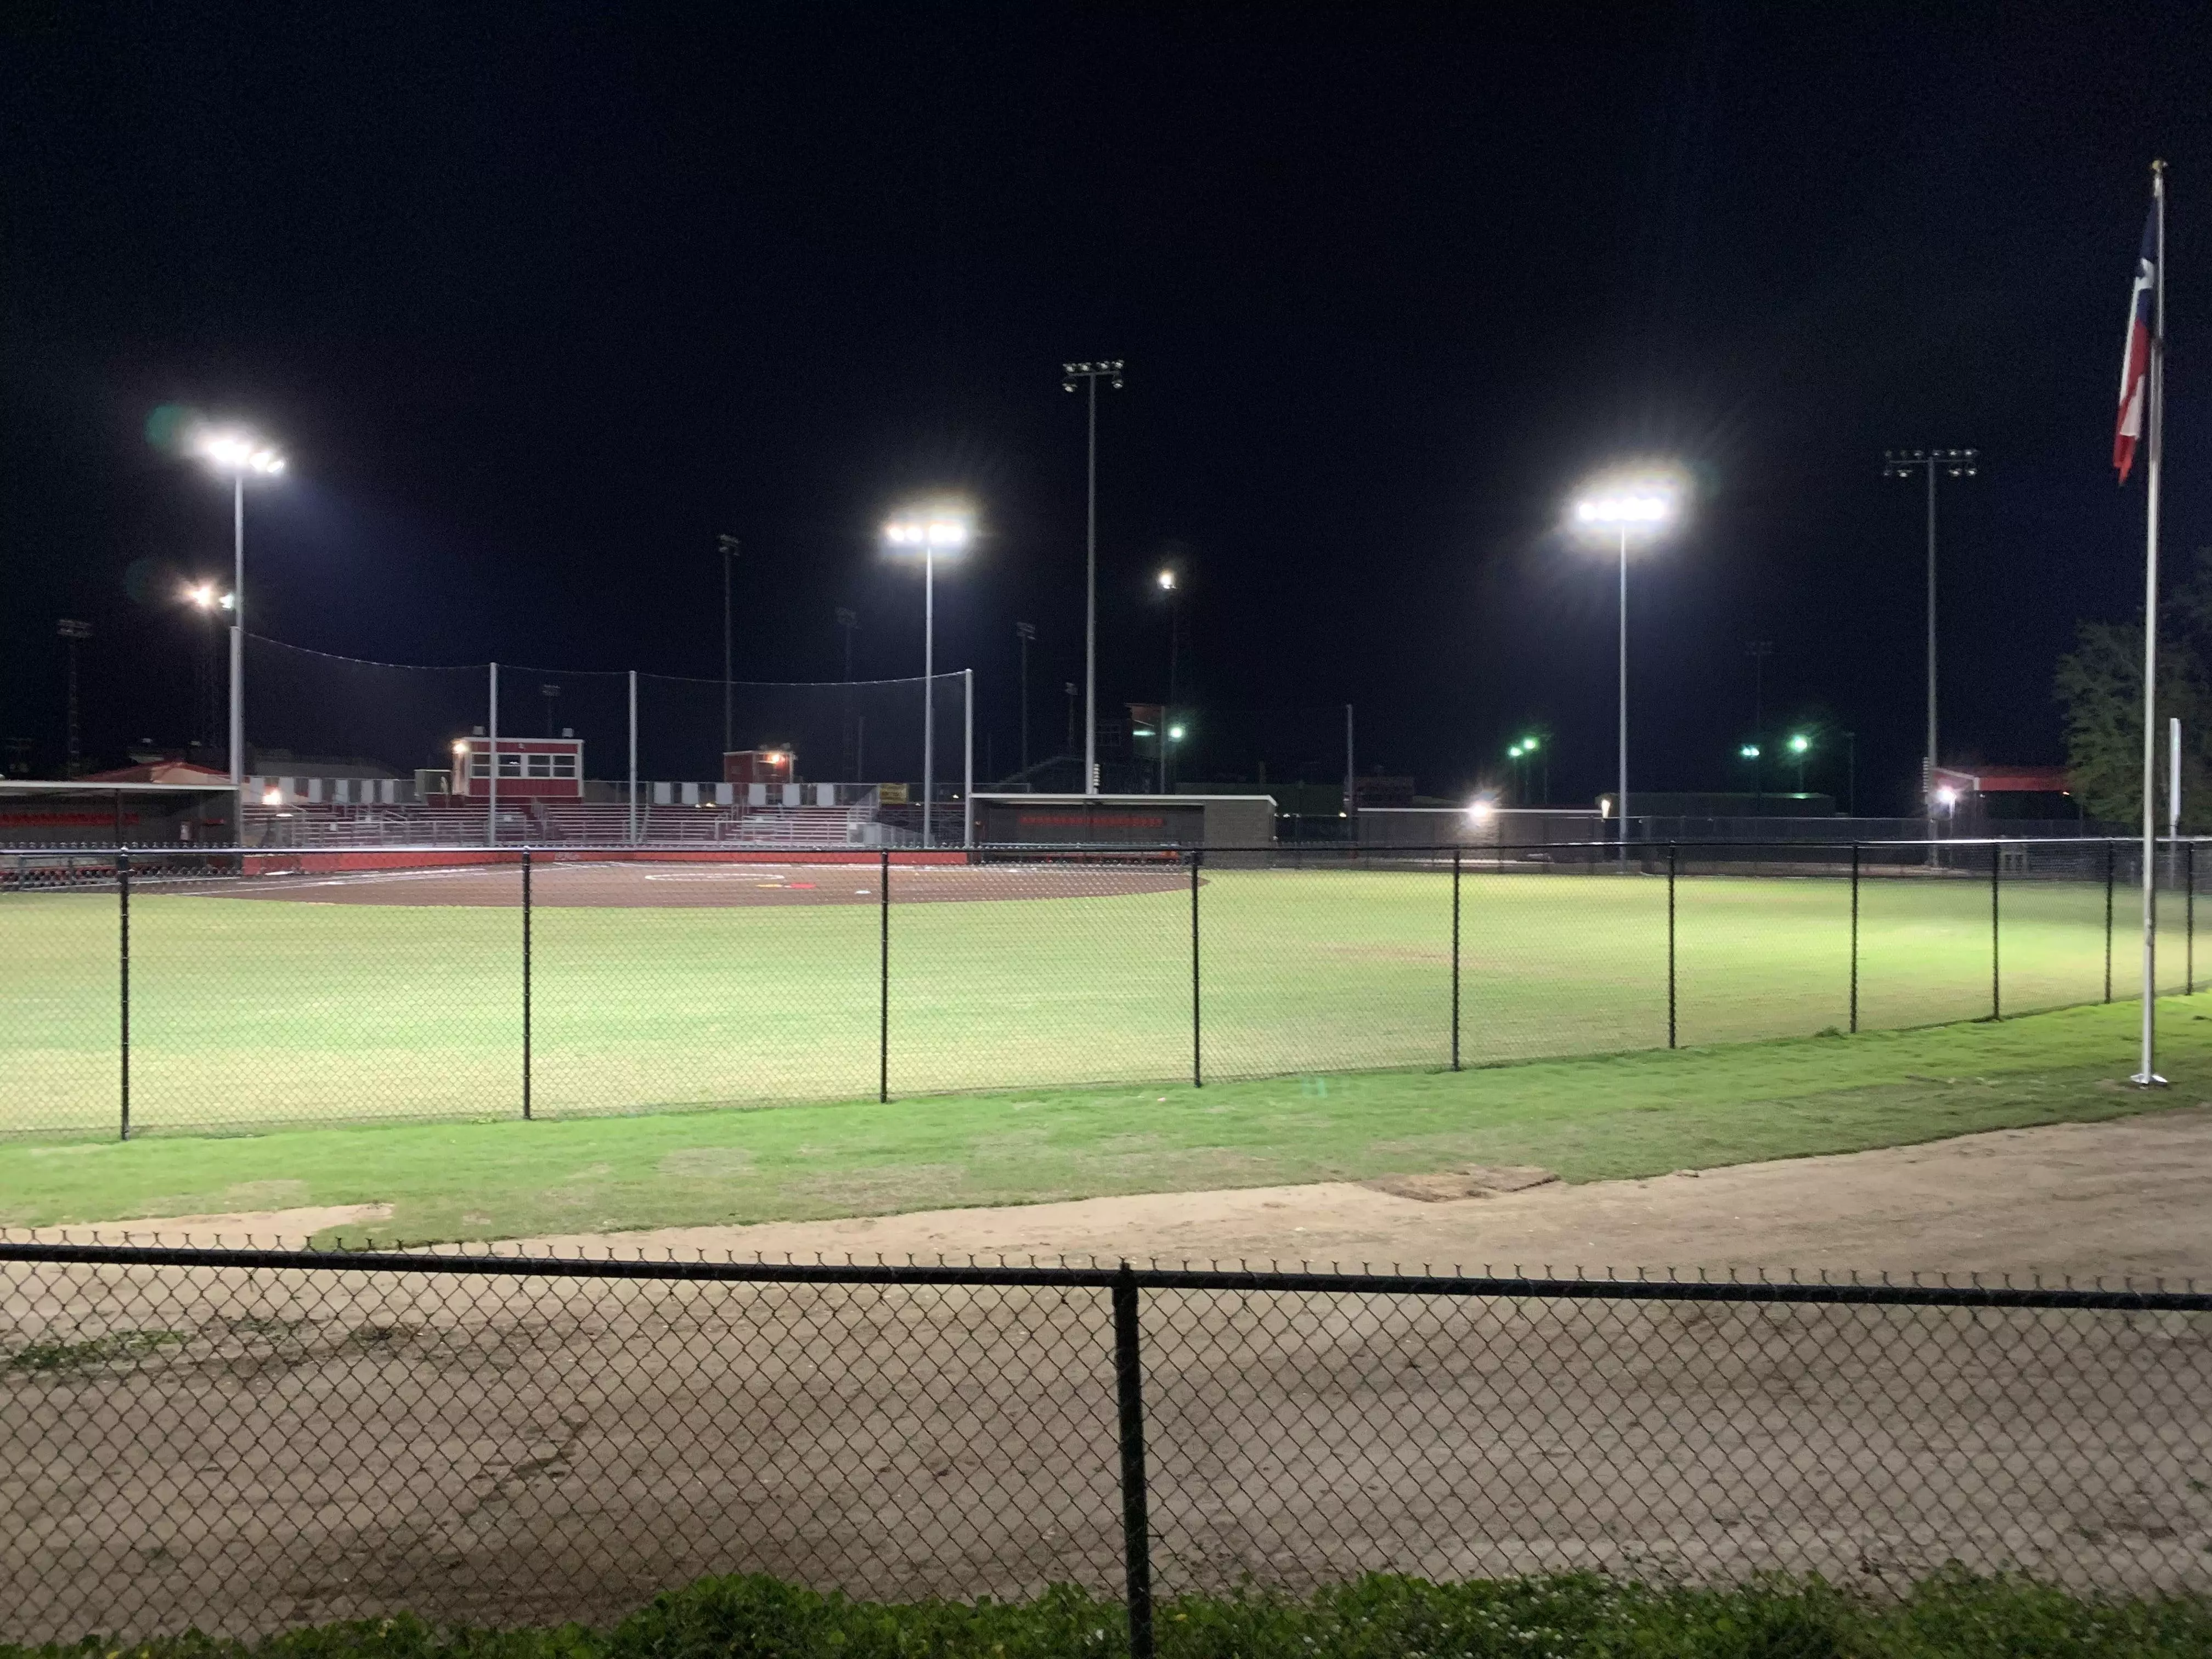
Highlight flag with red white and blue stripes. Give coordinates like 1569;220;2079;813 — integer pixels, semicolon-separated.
2114;207;2157;482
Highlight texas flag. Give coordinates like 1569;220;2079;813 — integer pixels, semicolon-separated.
2114;206;2158;482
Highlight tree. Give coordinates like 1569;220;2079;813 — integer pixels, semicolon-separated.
2054;548;2212;831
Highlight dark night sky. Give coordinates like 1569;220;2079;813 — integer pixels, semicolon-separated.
5;1;2211;810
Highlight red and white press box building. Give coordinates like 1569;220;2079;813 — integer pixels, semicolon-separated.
449;736;585;798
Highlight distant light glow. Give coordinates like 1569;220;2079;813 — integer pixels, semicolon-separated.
1935;785;1960;808
1167;724;1186;741
1574;495;1671;525
1740;744;1761;759
1468;798;1497;822
1507;742;1523;758
262;787;282;806
1788;733;1810;754
1570;465;1686;539
1520;736;1540;752
1156;568;1177;591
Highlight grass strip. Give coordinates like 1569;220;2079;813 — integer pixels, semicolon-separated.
9;1569;2212;1659
4;996;2211;1246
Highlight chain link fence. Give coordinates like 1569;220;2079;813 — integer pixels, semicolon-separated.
1;1243;2207;1644
0;840;2202;1139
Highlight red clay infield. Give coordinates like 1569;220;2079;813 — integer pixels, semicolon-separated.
185;859;1192;908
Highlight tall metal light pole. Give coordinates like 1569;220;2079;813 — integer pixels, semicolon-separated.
884;501;972;847
1882;448;1977;806
1572;474;1682;871
1062;360;1124;794
838;606;860;780
56;619;91;777
719;534;741;757
1015;621;1036;775
190;430;285;803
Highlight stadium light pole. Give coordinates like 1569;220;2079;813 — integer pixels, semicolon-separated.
1788;731;1811;794
1015;621;1036;776
883;501;973;847
182;583;233;762
719;534;741;758
1571;473;1681;871
1156;567;1181;793
1882;448;1977;809
191;428;285;808
1062;360;1124;794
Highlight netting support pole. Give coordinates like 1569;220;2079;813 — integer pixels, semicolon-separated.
2106;840;2117;1003
521;848;533;1121
1990;839;2001;1021
2189;841;2196;996
1848;843;1860;1034
1449;846;1462;1071
1189;848;1203;1088
1112;1263;1155;1659
1666;843;1677;1049
878;847;890;1104
117;848;131;1143
627;670;639;846
487;661;499;847
963;668;974;850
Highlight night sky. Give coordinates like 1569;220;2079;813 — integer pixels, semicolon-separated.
5;1;2211;811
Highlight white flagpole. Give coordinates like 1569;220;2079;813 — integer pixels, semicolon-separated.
2136;161;2169;1086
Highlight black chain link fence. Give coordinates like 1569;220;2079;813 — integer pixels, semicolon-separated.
2;1243;2208;1645
0;839;2202;1139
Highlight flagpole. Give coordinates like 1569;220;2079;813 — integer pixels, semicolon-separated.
2136;159;2169;1087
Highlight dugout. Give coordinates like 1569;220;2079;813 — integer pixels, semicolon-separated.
0;779;239;846
969;793;1275;850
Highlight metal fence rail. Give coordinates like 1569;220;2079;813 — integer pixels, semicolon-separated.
1;1242;2207;1644
1;838;2203;1139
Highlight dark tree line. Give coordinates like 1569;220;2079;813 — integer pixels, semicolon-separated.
2055;548;2212;832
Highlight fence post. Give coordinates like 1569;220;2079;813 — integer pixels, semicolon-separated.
2106;840;2116;1003
1111;1263;1155;1659
1450;846;1462;1071
1990;840;2001;1021
117;848;131;1143
1666;843;1677;1049
1189;849;1203;1088
1849;842;1860;1035
2189;841;2196;996
878;847;890;1104
521;847;533;1121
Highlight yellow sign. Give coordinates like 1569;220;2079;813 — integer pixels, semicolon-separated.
877;782;909;804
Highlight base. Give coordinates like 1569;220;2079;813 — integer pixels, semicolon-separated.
2130;1071;2170;1088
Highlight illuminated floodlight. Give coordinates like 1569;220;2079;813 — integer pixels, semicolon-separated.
1570;466;1686;538
1788;733;1810;754
1468;798;1497;822
1934;785;1960;808
1739;744;1761;759
882;500;973;552
1520;735;1539;752
261;787;282;806
1156;568;1177;591
452;740;467;754
1507;742;1523;758
195;427;285;476
1167;724;1186;742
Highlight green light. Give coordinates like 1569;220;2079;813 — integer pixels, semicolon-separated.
1740;744;1760;759
1167;724;1186;742
1507;742;1523;757
1520;736;1539;752
1788;733;1810;754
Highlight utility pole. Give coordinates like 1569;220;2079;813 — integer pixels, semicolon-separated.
1061;360;1125;794
718;533;741;757
1746;641;1773;743
1882;448;1978;808
1064;681;1079;758
1343;703;1355;827
57;619;91;777
1015;621;1036;775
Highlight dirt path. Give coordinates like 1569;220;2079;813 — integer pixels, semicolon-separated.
502;1105;2212;1282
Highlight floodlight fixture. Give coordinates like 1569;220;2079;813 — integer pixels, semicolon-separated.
881;495;976;848
1788;733;1810;754
1740;744;1762;759
1468;798;1497;822
1935;785;1960;808
194;428;285;476
1520;735;1540;752
1167;724;1186;742
1156;567;1176;591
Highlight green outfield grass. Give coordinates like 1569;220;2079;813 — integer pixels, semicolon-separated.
3;996;2207;1245
0;865;2186;1139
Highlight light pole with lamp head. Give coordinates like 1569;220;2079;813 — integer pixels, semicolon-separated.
1062;360;1124;794
883;500;972;847
1882;447;1977;808
1788;731;1811;794
191;429;285;808
1571;472;1681;870
182;583;234;764
1155;566;1182;792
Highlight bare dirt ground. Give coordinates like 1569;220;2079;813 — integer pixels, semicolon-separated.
160;860;1190;908
7;1114;2212;1641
